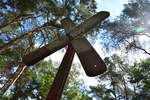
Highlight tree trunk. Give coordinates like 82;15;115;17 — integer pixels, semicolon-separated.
110;76;117;100
1;63;26;96
123;77;129;100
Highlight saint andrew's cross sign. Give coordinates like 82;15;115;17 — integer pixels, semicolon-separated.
22;11;110;100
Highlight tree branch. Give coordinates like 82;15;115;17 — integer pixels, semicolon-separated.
125;40;150;56
0;14;52;30
0;21;62;53
0;63;26;96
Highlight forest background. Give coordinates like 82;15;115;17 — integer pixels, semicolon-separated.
0;0;150;100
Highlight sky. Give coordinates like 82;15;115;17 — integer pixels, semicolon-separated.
47;0;129;87
96;0;128;18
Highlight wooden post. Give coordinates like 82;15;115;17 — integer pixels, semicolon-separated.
46;18;76;100
46;45;75;100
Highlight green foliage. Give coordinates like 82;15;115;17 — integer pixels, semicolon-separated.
0;39;4;46
0;49;15;67
90;54;128;99
123;3;139;18
129;60;150;88
127;59;150;100
2;60;90;99
8;0;40;13
0;95;13;100
90;54;150;100
0;56;6;67
6;60;55;99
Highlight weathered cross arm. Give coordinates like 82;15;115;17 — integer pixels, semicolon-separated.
71;38;106;76
22;11;110;66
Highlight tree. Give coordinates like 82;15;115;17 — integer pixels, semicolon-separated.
90;54;133;100
100;0;150;56
90;54;150;100
1;60;91;100
128;59;150;100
